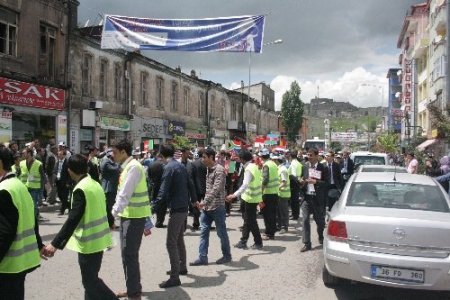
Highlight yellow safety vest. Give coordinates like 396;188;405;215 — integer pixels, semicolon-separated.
278;165;291;198
18;160;28;184
118;159;151;218
263;160;279;195
288;159;303;180
66;175;112;254
241;163;262;203
20;160;42;189
0;177;40;273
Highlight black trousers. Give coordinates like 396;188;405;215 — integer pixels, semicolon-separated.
301;194;325;245
241;202;262;245
262;194;278;237
78;252;117;300
56;180;69;213
290;183;300;219
0;272;26;300
105;192;116;228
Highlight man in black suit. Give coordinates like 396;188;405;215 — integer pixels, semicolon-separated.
340;150;354;184
100;149;120;228
191;148;206;230
55;149;70;215
325;150;344;211
300;148;328;252
148;153;167;228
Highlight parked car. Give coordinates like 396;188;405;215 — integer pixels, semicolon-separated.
358;165;407;173
323;172;450;290
350;152;389;169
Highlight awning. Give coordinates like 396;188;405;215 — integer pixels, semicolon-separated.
416;139;437;151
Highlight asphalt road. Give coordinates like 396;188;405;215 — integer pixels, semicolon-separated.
25;204;450;300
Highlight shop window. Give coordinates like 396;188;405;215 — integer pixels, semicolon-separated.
198;91;204;117
39;23;56;80
99;59;108;99
140;72;149;107
183;87;189;115
0;7;17;56
156;76;164;109
81;53;92;96
114;63;122;101
171;81;178;112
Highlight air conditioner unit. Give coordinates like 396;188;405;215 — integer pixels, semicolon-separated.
89;101;103;110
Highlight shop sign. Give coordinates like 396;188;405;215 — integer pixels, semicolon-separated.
0;107;12;144
100;116;130;131
80;129;93;141
186;132;206;139
141;118;165;138
168;120;185;136
57;115;67;146
0;77;65;110
70;129;79;154
246;123;257;132
432;129;439;138
331;132;357;142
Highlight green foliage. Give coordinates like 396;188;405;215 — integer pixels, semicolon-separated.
369;120;377;132
281;81;304;144
377;132;398;153
428;104;450;143
329;141;342;152
172;135;192;150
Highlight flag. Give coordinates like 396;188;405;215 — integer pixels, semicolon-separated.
101;15;265;53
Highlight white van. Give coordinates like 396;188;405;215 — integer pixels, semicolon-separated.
350;152;389;168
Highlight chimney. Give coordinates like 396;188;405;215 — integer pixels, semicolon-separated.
68;0;80;31
190;70;197;78
175;66;181;72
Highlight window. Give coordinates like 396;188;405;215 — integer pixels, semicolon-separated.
221;98;226;120
81;53;92;96
140;72;148;107
198;91;204;117
183;87;189;115
156;77;164;109
114;64;122;100
211;95;216;117
99;59;108;98
231;101;236;120
39;24;56;79
0;7;17;56
171;81;178;112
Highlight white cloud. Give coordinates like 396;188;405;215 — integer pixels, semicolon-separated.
270;67;388;111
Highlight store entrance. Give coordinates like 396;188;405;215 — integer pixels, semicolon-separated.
12;113;56;149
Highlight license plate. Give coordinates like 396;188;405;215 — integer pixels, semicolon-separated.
370;265;424;283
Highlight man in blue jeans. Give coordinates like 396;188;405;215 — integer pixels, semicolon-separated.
190;148;231;266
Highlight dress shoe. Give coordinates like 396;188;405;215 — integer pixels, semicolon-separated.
300;244;312;252
319;238;324;245
250;243;263;250
155;223;165;228
189;258;208;266
57;211;64;216
166;269;188;275
159;278;181;288
116;291;127;298
279;229;288;234
234;241;248;249
216;256;232;264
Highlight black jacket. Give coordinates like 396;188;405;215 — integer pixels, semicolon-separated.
326;161;344;191
192;159;207;199
148;159;166;200
340;157;354;176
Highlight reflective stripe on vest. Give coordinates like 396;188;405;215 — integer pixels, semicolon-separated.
0;177;40;273
25;160;42;189
241;163;262;203
263;160;279;195
278;165;291;198
19;160;28;184
66;175;112;254
118;159;151;218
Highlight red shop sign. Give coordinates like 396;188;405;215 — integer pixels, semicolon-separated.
0;77;65;110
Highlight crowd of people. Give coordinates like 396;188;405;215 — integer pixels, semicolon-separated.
1;138;450;299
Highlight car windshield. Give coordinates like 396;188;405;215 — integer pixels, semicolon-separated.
354;156;385;166
347;182;449;212
361;167;407;173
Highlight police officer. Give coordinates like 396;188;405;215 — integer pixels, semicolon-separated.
44;154;117;299
226;150;263;249
287;150;303;220
0;148;44;300
274;154;290;233
20;148;45;218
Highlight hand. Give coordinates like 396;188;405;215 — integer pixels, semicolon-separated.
39;247;48;260
225;194;235;202
192;201;200;209
143;228;152;237
307;178;317;185
44;244;57;258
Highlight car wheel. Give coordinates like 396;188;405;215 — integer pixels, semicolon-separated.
322;265;341;288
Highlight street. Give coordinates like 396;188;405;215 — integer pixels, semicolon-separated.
26;205;450;300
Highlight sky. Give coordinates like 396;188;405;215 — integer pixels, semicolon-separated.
78;0;423;110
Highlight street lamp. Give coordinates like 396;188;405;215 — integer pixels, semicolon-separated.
246;38;283;133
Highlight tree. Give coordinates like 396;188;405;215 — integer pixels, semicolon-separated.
172;134;192;150
281;81;304;144
329;141;342;152
428;104;450;143
377;132;398;153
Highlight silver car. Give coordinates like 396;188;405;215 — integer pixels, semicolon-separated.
323;172;450;290
358;165;408;173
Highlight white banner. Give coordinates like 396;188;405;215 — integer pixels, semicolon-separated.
331;132;357;143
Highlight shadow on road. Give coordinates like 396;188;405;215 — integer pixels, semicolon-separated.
274;235;301;242
331;282;450;300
